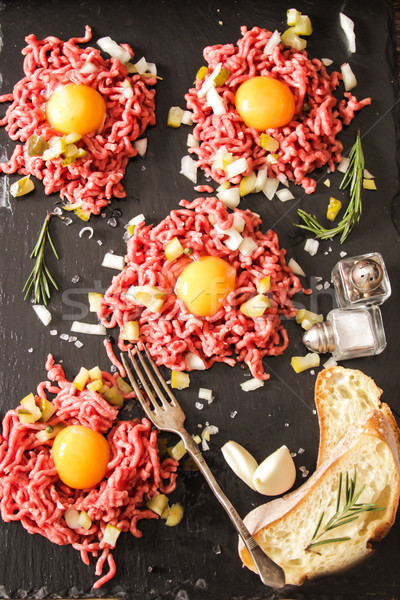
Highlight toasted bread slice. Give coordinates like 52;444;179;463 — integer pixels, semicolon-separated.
315;366;398;466
239;410;400;586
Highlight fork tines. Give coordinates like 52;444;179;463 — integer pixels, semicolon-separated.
120;346;180;422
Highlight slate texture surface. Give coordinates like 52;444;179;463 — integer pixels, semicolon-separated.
0;1;399;599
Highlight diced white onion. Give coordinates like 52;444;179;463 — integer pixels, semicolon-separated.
323;178;331;187
288;258;306;277
276;188;294;202
133;138;148;157
239;236;258;257
185;352;206;371
126;214;145;228
364;168;375;179
203;424;219;436
321;58;333;66
134;56;149;75
225;157;248;179
97;36;131;63
181;110;194;126
276;172;288;185
102;252;125;271
71;321;107;336
180;155;198;184
206;86;226;115
216;186;240;209
32;304;52;326
212;145;230;170
79;61;98;74
214;225;243;251
337;157;350;173
79;227;94;239
64;508;81;529
264;30;281;55
304;238;319;256
103;524;121;547
145;62;157;76
262;177;279;200
232;213;245;232
341;62;357;91
202;439;210;451
198;62;222;98
187;133;199;148
240;378;264;392
323;356;338;368
254;167;268;193
199;388;213;401
340;13;356;53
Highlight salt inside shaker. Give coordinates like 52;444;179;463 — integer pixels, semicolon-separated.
303;305;386;361
331;252;391;308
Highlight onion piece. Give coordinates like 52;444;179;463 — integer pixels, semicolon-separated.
167;106;184;128
134;56;149;75
79;61;98;74
264;30;281;55
337;157;350;173
341;62;357;91
103;524;121;548
240;378;264;392
276;188;294;202
232;213;245;232
64;508;81;529
254;167;268;193
304;238;319;256
185;352;206;371
216;186;240;209
133;138;148;157
97;36;131;63
181;110;193;126
32;304;52;326
340;13;356;53
79;227;94;239
187;133;199;148
364;168;375;179
198;62;222;98
321;58;333;67
102;252;125;271
214;225;243;251
180;155;197;183
206;86;226;115
288;258;306;277
70;321;106;336
199;388;213;402
225;157;248;179
239;236;258;257
262;177;279;200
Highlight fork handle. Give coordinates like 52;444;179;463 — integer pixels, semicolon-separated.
180;431;285;589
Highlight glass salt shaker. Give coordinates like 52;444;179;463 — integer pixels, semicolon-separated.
331;252;391;308
302;305;386;360
303;251;390;361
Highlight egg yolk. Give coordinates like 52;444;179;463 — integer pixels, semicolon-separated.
52;425;110;489
175;256;236;317
235;76;295;130
46;84;106;135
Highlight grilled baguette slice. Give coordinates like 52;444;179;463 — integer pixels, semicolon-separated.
239;410;400;586
315;366;400;466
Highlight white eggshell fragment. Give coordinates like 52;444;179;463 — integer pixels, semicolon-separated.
252;445;296;496
221;441;258;490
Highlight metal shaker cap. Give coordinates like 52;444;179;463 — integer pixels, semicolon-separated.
302;321;335;354
350;259;383;292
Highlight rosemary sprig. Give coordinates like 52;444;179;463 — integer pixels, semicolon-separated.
305;470;385;552
23;212;59;305
296;130;364;243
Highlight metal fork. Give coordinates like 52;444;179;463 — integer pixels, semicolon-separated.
120;347;286;589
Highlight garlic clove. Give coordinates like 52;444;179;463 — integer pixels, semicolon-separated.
253;445;296;496
221;441;258;490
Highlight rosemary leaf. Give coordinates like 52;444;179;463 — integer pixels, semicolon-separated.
23;212;59;306
305;470;385;552
295;130;365;244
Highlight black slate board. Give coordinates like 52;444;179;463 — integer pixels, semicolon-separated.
0;1;399;599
